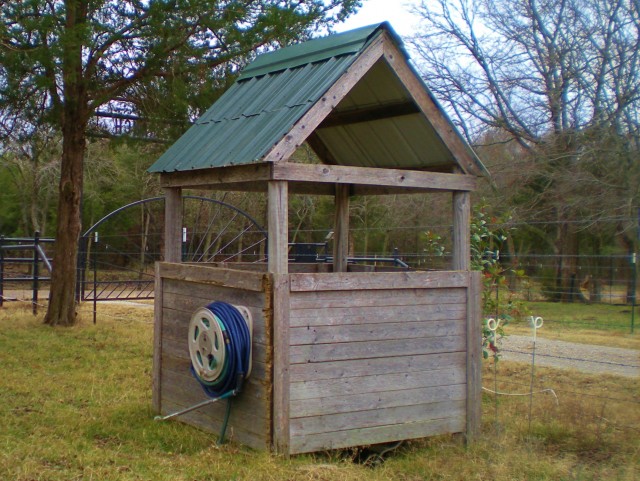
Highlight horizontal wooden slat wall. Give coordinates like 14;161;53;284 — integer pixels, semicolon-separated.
153;263;273;450
287;271;470;454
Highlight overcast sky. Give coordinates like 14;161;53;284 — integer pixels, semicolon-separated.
333;0;420;39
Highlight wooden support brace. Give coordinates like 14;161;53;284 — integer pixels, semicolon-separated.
333;184;350;273
164;187;182;263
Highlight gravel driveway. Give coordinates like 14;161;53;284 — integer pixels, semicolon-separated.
499;335;640;378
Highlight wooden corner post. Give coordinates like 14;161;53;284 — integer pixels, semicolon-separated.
154;187;182;413
466;270;482;440
268;180;291;455
452;191;470;271
453;190;482;440
333;184;350;273
164;187;183;263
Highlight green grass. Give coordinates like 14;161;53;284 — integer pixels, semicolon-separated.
506;301;640;349
0;303;638;480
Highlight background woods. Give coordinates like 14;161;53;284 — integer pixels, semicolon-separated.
0;0;638;320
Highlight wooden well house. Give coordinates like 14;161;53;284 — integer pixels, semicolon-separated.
149;23;487;455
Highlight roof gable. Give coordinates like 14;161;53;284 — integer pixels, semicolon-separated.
148;23;487;177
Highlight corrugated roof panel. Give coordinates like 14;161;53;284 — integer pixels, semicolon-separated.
317;113;455;170
149;54;357;172
238;24;383;80
149;22;487;177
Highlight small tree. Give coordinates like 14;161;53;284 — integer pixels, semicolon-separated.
0;0;360;326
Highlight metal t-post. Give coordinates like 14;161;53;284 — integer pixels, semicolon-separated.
33;231;40;315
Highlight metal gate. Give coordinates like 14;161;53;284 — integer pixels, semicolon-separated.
78;195;267;303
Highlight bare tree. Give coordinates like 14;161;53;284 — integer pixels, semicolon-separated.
411;0;640;300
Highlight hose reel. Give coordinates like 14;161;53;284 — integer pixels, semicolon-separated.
155;301;253;441
188;302;253;396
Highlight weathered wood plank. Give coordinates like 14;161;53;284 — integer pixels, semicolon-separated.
262;35;385;163
163;188;182;263
289;270;469;292
290;335;465;364
159;262;267;292
290;399;465;436
333;184;350;273
452;191;470;271
160;399;270;451
467;270;482;440
290;318;465;345
272;162;477;192
162;280;267;310
289;351;465;382
290;383;466;418
289;303;467;327
152;263;163;413
159;163;271;189
268;180;288;275
289;416;466;454
289;288;467;309
290;367;465;401
272;274;291;455
161;366;269;410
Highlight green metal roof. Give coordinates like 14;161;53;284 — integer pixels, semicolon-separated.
148;22;487;177
238;24;381;80
148;24;386;173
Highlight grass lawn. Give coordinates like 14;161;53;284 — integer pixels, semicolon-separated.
505;301;640;349
0;303;638;481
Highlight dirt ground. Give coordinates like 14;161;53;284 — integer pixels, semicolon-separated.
500;335;639;378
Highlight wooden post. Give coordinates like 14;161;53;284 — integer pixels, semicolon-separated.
152;262;163;413
333;184;350;273
452;191;470;271
164;187;182;263
268;180;290;454
268;181;288;275
466;270;482;440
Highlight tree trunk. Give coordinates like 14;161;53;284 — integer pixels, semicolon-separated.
44;0;87;326
44;120;85;326
556;220;580;303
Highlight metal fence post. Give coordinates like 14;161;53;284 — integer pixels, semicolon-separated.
0;235;4;308
32;231;40;315
181;227;187;262
93;232;98;324
631;253;636;334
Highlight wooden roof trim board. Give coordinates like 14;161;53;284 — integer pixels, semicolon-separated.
381;38;486;177
160;162;476;193
261;34;385;164
271;163;477;191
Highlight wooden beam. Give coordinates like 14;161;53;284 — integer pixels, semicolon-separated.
163;187;182;263
262;34;385;163
152;262;163;413
272;273;291;455
159;163;271;189
268;180;288;274
381;34;483;177
272;162;476;192
333;184;350;273
466;271;482;441
318;101;420;129
452;191;471;271
306;132;338;165
289;270;470;292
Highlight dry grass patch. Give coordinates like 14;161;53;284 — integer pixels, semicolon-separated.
507;301;640;349
0;302;637;480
